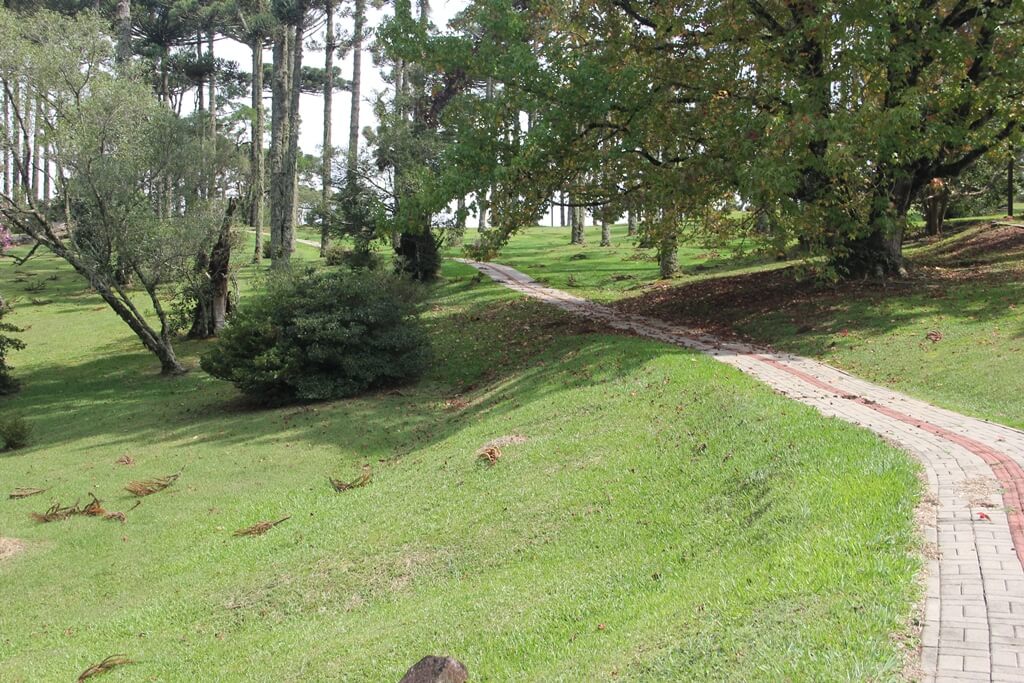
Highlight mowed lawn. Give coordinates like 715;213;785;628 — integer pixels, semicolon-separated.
0;243;921;680
497;223;1024;431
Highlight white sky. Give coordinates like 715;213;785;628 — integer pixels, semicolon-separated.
216;0;468;158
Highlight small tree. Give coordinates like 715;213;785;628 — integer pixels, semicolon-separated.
0;10;225;374
0;291;25;396
201;268;430;405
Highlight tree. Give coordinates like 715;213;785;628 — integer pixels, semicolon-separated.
0;9;227;374
388;0;1024;278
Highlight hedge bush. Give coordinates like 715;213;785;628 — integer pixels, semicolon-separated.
201;268;430;405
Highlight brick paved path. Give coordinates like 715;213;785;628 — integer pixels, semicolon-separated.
457;258;1024;683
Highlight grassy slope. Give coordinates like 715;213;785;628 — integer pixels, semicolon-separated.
496;223;1024;430
480;225;783;303
0;246;919;681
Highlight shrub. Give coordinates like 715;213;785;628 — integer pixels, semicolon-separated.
201;268;431;405
0;415;32;450
325;246;382;271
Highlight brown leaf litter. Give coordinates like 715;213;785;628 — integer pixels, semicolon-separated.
8;487;47;499
30;501;80;523
330;464;372;492
115;454;135;466
77;655;134;681
233;516;290;537
125;472;179;497
476;434;529;465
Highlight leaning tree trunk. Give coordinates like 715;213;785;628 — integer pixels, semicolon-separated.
249;38;266;262
189;199;238;339
319;0;335;256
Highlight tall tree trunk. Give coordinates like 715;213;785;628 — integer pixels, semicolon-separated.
115;0;131;65
269;25;293;266
2;79;9;197
249;39;266;262
627;210;637;236
20;87;31;197
347;0;363;183
559;191;565;226
320;0;335;256
284;16;303;256
30;97;40;202
600;219;611;246
207;32;217;198
451;195;466;247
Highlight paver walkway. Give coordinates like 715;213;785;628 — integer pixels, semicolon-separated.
457;257;1024;683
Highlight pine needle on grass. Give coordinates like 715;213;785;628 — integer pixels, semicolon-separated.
80;493;107;517
30;501;79;523
329;464;372;492
9;487;47;499
125;472;179;497
233;516;290;537
77;654;134;681
477;445;502;465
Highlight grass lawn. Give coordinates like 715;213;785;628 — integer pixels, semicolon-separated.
0;241;922;680
495;222;1024;431
463;224;784;303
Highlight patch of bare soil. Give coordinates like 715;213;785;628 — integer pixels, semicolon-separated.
613;266;854;341
0;537;27;562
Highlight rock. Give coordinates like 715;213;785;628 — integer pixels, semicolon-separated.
398;656;468;683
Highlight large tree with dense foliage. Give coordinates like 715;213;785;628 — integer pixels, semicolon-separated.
387;0;1024;277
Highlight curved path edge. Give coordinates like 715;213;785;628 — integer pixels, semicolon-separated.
457;257;1024;682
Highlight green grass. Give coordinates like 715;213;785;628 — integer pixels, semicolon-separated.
493;222;1024;431
0;245;921;680
464;224;783;302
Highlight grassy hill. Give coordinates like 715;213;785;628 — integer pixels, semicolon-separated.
0;243;920;680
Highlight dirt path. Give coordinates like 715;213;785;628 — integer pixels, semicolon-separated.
457;257;1024;683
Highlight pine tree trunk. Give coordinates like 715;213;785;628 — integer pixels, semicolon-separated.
249;40;266;262
320;0;335;256
347;0;363;183
2;80;9;197
115;0;131;64
284;17;303;255
207;32;217;198
269;25;293;267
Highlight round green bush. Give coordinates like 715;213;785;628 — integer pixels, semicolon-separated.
201;268;431;405
0;415;32;451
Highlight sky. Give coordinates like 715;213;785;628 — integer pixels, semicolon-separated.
216;0;468;158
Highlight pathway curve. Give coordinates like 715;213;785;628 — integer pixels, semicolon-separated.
456;258;1024;683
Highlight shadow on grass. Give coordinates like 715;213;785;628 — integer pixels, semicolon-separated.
1;277;664;469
